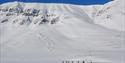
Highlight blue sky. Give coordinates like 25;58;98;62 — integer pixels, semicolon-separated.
0;0;112;5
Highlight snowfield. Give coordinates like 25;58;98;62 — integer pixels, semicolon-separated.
0;0;125;63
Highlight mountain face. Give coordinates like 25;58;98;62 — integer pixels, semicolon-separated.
82;0;125;31
0;1;125;63
0;2;93;27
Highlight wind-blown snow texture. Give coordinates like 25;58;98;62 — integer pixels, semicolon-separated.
0;0;125;63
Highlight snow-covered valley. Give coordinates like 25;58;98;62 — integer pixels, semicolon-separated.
0;0;125;63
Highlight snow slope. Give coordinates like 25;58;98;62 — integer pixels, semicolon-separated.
0;1;125;63
80;0;125;31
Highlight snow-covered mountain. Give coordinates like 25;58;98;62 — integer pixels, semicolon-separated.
81;0;125;31
0;1;125;63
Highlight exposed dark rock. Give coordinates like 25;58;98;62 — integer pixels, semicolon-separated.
1;19;8;23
